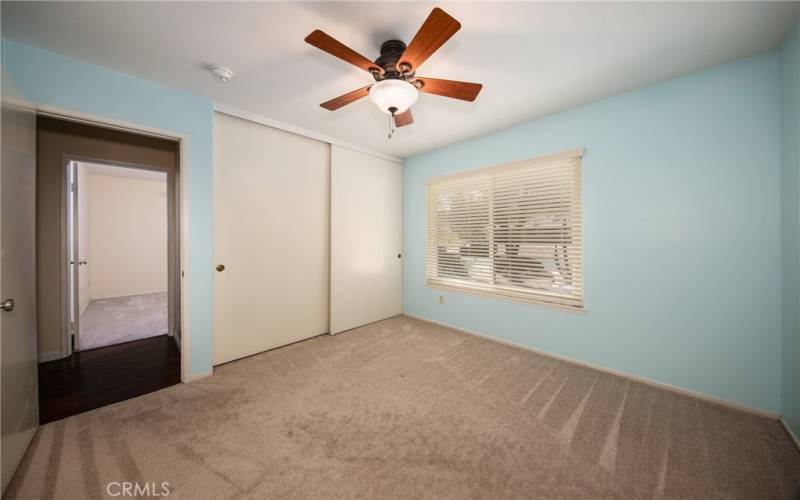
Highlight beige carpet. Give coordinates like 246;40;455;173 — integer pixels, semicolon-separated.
6;315;800;499
79;292;168;351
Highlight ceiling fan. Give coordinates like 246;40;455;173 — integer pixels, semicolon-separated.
305;7;482;136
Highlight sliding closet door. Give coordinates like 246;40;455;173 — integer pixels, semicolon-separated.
330;145;402;334
213;113;330;365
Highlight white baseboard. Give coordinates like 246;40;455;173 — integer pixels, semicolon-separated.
780;418;800;452
38;351;64;363
91;289;168;300
183;370;212;383
404;313;780;420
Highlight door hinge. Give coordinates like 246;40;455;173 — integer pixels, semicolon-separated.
70;182;76;192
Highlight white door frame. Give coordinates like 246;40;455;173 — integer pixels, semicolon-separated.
36;105;193;383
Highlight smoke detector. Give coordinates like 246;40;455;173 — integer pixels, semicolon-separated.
210;66;234;83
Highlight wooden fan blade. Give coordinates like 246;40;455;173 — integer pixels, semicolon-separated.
394;109;413;127
415;77;482;102
397;8;461;73
305;30;382;75
321;85;371;111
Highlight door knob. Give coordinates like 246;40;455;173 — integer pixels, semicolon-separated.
78;260;87;266
1;298;14;312
216;264;225;272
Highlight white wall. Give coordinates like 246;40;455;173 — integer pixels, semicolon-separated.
87;170;168;299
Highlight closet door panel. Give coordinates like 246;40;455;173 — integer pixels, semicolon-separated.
213;113;329;365
330;145;402;334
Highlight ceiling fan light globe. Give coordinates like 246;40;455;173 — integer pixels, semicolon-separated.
369;80;418;115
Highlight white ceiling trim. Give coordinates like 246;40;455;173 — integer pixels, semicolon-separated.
214;103;403;164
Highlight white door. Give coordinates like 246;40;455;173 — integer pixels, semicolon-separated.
67;162;90;352
1;69;39;493
213;113;330;365
76;164;91;318
330;146;402;334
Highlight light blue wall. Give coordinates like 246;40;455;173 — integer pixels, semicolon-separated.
404;53;783;413
781;21;800;435
1;39;214;378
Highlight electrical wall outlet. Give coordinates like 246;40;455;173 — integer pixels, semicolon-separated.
438;295;445;304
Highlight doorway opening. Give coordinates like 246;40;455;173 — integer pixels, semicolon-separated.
67;161;169;351
36;115;182;423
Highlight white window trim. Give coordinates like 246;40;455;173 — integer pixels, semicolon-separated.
426;148;584;311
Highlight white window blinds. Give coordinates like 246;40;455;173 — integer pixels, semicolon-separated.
426;149;583;310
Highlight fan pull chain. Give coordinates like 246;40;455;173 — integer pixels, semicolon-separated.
388;110;396;139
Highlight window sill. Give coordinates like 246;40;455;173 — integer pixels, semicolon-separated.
426;281;586;314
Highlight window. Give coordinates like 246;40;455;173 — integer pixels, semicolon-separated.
426;149;583;310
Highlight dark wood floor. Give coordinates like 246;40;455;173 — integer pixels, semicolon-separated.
38;335;180;424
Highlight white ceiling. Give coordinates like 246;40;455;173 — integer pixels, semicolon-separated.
4;2;798;158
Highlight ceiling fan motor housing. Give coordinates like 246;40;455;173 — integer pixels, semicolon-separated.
305;7;480;123
373;40;415;81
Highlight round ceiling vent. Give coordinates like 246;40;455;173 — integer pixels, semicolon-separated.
210;66;234;83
